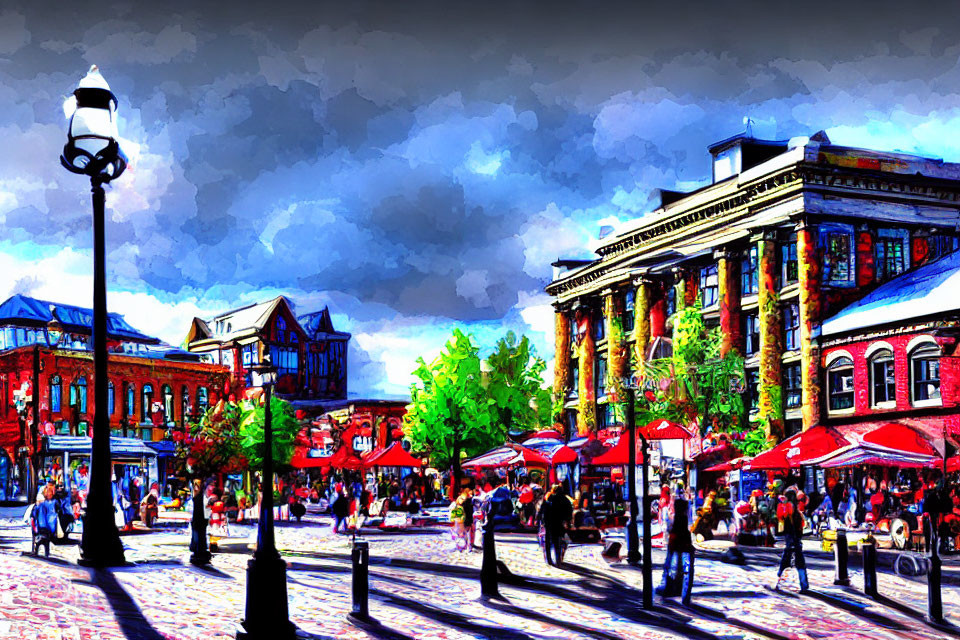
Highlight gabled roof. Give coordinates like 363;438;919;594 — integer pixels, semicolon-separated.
191;296;291;344
299;307;351;341
822;250;960;336
0;294;159;343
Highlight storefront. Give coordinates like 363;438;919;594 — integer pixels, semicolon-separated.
40;435;160;494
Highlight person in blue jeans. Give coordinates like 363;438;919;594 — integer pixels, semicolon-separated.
774;490;809;592
656;498;694;604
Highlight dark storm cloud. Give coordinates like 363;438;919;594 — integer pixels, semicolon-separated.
4;0;960;393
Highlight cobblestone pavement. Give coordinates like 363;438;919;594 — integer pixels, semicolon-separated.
0;510;955;640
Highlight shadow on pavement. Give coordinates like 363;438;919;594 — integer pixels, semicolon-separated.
839;587;960;638
347;614;417;640
83;568;167;640
802;589;911;631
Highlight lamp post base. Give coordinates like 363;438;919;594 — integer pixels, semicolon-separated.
238;554;297;640
78;502;125;568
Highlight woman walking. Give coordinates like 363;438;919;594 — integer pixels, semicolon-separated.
773;490;809;592
655;498;694;605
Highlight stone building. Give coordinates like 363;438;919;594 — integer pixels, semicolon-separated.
547;131;960;443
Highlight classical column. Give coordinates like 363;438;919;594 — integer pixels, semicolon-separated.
605;292;627;386
553;306;571;402
757;234;783;444
683;268;699;309
797;221;822;431
633;279;651;364
716;250;742;356
576;304;596;436
649;281;667;340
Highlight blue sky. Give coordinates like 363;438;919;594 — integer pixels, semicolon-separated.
2;1;960;397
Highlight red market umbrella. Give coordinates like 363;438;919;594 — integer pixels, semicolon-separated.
591;437;645;466
509;446;551;468
639;419;693;441
522;440;578;465
329;447;362;470
819;451;934;469
947;456;959;473
860;423;938;457
462;446;521;471
363;442;423;468
744;425;852;470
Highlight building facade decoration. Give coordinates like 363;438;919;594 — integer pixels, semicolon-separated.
553;309;571;403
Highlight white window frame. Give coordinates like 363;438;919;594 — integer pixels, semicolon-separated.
867;348;896;410
908;338;942;408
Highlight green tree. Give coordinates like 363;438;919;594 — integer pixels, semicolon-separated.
404;329;551;498
238;395;299;472
485;331;553;436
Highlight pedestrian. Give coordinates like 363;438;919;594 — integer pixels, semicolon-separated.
331;489;349;534
658;485;675;545
773;490;809;592
655;498;694;604
540;484;572;565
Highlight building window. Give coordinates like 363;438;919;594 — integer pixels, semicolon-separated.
827;356;855;411
824;232;852;283
746;368;760;413
107;381;115;416
741;246;759;296
783;304;800;351
124;383;135;419
596;402;615;430
592;306;605;341
927;235;957;262
623;289;635;333
270;345;299;377
782;234;798;285
700;264;719;307
50;375;62;413
197;387;209;413
876;232;906;282
743;313;760;356
570;361;579;396
162;384;175;425
181;385;190;426
910;343;941;405
70;377;87;414
595;356;607;398
141;384;154;423
785;419;802;438
141;428;153;442
783;363;801;409
665;284;676;317
869;349;896;407
276;316;287;343
241;343;259;367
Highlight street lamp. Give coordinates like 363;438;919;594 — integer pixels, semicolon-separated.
239;353;296;639
61;65;125;567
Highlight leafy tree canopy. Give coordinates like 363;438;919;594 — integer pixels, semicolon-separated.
238;395;299;471
404;328;550;468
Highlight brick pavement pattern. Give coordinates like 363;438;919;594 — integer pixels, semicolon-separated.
0;513;955;640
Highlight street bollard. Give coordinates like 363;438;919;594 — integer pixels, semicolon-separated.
834;528;851;586
928;529;943;625
480;517;499;597
350;538;372;622
861;539;878;597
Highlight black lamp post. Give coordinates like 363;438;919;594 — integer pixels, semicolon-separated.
239;353;296;639
61;65;126;567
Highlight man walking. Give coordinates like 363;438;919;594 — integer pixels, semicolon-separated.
774;490;809;592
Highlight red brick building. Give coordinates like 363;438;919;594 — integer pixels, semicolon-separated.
819;250;960;442
0;295;229;500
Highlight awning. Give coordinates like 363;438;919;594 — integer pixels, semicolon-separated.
704;456;748;473
590;437;645;467
462;447;518;471
639;419;693;441
818;450;935;469
44;435;158;458
743;425;851;471
329;447;362;470
860;423;939;457
529;429;562;440
362;442;423;468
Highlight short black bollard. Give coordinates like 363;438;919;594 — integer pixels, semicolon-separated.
480;517;499;598
861;539;878;597
834;528;851;586
350;538;372;622
928;531;943;624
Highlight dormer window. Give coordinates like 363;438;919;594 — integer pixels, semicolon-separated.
713;145;742;182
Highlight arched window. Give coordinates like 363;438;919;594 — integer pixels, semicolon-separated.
827;357;854;411
910;342;942;405
50;375;62;413
107;381;115;416
70;377;88;414
196;386;208;413
141;383;154;423
181;385;190;426
276;316;287;343
162;384;174;425
124;383;135;419
869;349;895;407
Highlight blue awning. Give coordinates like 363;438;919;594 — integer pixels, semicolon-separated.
43;435;157;457
145;440;176;457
